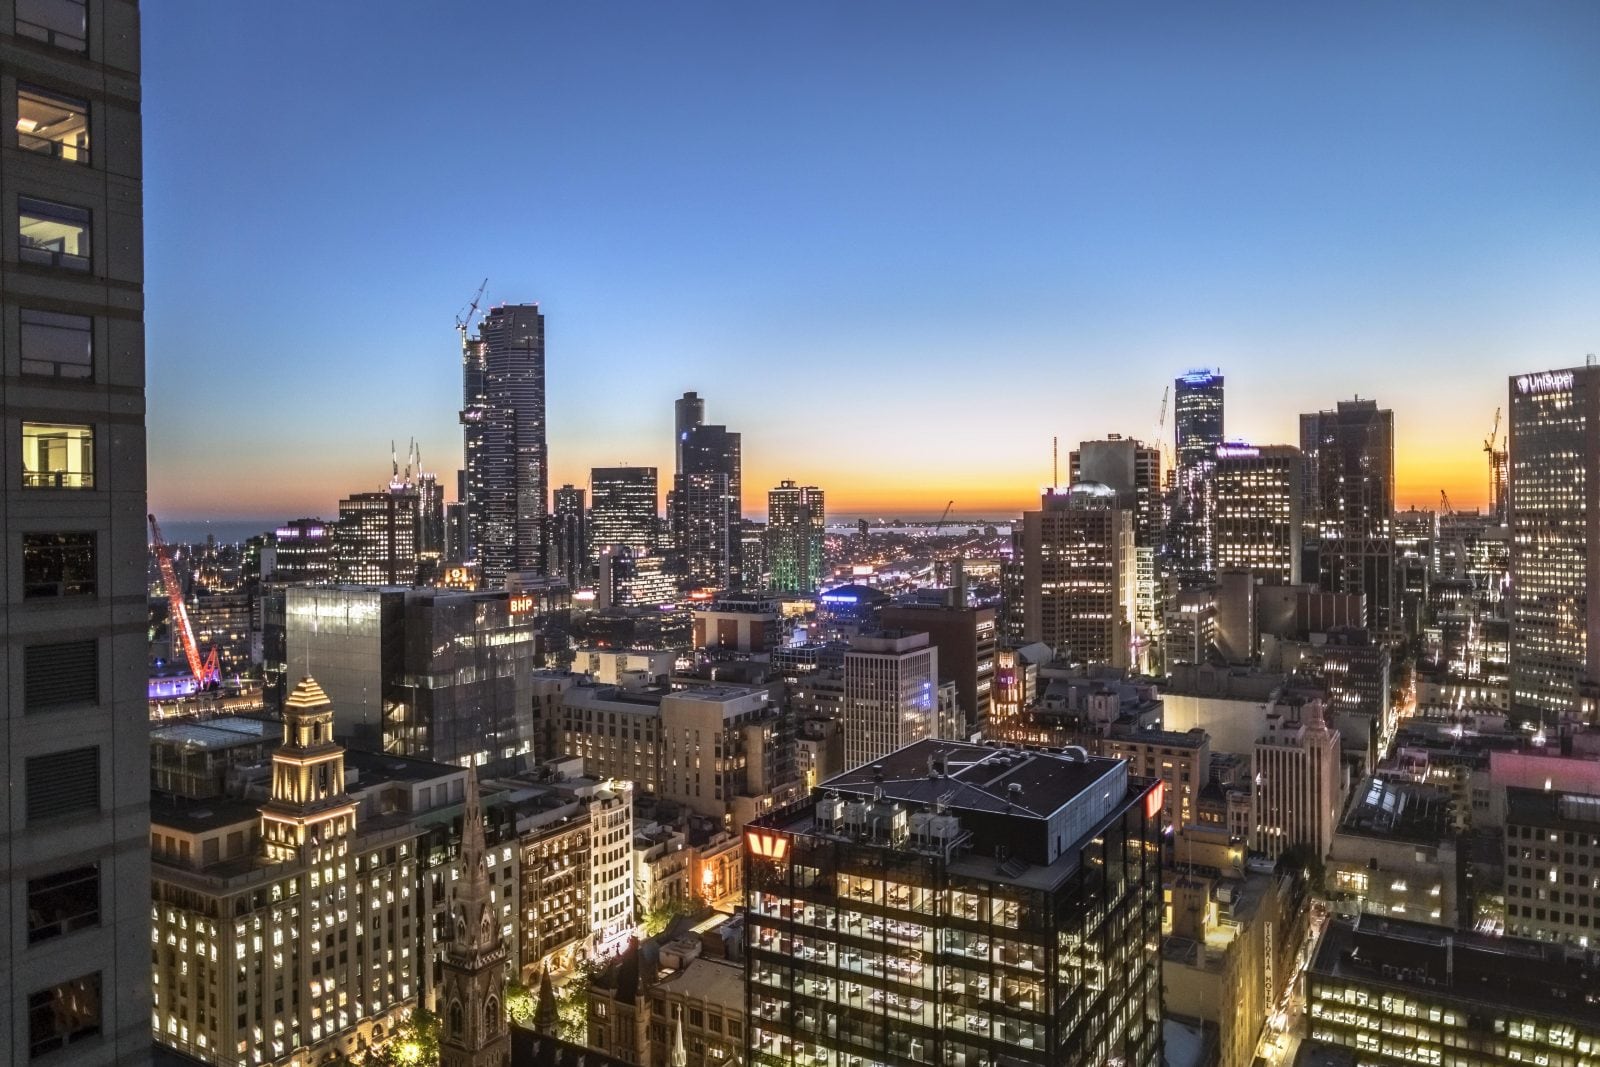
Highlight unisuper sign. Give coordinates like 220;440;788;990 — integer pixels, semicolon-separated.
1517;371;1575;395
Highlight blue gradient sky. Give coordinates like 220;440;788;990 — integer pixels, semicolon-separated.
144;2;1600;521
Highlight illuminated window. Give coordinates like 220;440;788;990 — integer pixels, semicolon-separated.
18;196;89;271
22;422;93;489
16;85;88;163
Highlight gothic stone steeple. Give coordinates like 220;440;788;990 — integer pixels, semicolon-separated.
439;763;511;1067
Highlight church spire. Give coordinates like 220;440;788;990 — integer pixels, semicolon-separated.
439;762;510;1067
671;1014;687;1067
456;762;493;945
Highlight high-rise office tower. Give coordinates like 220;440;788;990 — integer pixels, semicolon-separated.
460;303;547;585
335;487;420;585
674;389;704;470
550;483;588;588
671;392;743;590
590;466;659;557
842;631;939;768
1020;484;1136;668
746;739;1166;1067
1300;398;1395;638
879;601;997;735
3;4;151;1062
417;470;444;561
1172;369;1225;582
444;501;468;565
270;518;334;583
1251;696;1343;860
765;480;825;593
1208;442;1303;585
1507;365;1600;722
1071;437;1163;670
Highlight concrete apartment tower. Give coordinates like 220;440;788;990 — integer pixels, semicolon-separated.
2;1;151;1061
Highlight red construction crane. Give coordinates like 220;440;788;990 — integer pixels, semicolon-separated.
148;514;219;690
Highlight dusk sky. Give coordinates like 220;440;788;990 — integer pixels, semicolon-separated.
144;2;1600;523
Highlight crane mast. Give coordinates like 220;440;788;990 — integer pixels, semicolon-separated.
148;514;218;690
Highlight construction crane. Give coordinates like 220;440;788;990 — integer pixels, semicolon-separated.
1439;489;1454;516
1483;407;1506;522
149;514;219;691
934;500;955;534
1154;385;1174;484
454;277;488;338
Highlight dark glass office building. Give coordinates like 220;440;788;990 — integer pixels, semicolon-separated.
1172;369;1224;582
744;739;1165;1067
590;466;659;558
461;303;548;584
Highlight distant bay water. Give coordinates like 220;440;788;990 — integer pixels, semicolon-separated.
158;519;281;545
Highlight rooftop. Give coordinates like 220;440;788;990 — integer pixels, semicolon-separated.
652;955;744;1013
343;748;463;784
1107;728;1209;750
1312;916;1600;1027
150;716;273;750
820;738;1124;821
1338;776;1454;844
1506;786;1600;833
151;792;261;833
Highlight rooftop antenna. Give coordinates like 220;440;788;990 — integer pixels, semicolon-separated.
1053;436;1059;490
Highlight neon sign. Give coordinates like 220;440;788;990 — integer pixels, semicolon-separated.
1215;445;1260;459
1517;371;1574;395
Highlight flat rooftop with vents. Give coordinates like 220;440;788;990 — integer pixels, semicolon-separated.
766;738;1136;872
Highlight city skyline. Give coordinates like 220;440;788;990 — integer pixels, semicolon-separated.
143;3;1598;522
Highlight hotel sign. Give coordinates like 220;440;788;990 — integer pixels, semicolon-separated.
1517;371;1574;395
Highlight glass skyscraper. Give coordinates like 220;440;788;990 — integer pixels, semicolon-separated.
1171;369;1224;582
766;480;826;593
461;303;547;585
1300;398;1395;639
671;391;743;590
745;740;1165;1067
1507;365;1600;722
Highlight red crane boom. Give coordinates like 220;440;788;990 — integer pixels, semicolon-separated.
148;513;218;689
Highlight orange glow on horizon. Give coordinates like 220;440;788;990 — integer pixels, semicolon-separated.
149;459;1493;523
